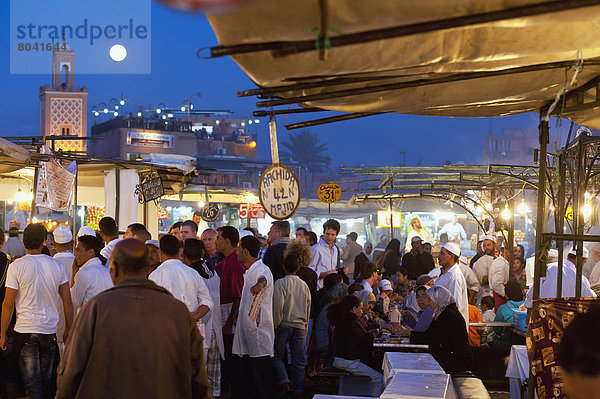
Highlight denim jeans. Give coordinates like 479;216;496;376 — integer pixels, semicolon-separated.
273;325;306;394
19;333;57;399
333;357;385;397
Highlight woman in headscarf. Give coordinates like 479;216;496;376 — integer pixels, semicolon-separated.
376;238;402;275
409;285;471;372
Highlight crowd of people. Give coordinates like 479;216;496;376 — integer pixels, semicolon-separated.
0;214;597;399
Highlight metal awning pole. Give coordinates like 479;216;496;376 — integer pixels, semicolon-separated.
508;189;515;279
533;118;549;299
71;163;78;242
115;165;120;229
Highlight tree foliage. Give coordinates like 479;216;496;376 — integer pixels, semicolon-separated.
280;130;332;173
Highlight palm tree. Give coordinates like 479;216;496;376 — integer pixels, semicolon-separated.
280;130;332;173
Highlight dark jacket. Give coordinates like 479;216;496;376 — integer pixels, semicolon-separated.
296;266;318;317
402;251;435;280
377;250;402;275
332;314;377;362
410;303;471;373
263;239;290;281
56;278;210;399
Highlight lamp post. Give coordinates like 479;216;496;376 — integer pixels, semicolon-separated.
183;92;202;121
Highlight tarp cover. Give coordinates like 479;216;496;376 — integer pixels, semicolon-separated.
207;0;600;126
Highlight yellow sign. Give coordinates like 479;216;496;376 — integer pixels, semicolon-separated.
565;206;573;221
318;183;342;204
377;210;401;228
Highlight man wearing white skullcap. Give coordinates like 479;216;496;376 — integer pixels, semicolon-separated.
473;236;496;297
588;243;600;286
525;248;558;288
77;226;96;238
435;242;469;329
524;246;596;308
489;244;511;311
53;225;75;356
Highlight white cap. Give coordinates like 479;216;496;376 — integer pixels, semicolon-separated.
145;239;160;248
569;247;589;258
482;235;496;243
379;279;392;291
53;226;73;244
238;230;253;239
547;249;559;262
78;226;96;237
441;242;461;257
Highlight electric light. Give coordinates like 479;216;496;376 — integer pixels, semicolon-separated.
517;201;529;215
583;203;592;218
501;207;511;220
198;200;206;208
249;141;257;148
15;189;26;203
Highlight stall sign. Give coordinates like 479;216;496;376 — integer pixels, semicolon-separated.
317;183;342;204
250;204;266;219
259;164;300;220
201;203;220;222
377;210;402;228
127;132;175;149
158;209;168;220
8;221;20;230
139;172;164;203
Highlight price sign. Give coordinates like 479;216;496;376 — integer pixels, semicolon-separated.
318;183;342;204
139;172;164;203
201;203;220;222
239;203;249;219
259;164;301;220
158;209;168;220
250;204;266;219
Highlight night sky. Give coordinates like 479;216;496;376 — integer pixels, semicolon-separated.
1;1;554;169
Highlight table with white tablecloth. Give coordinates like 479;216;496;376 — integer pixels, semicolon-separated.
381;372;458;399
505;345;535;399
382;352;446;382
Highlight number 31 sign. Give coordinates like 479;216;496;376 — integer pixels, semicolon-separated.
318;183;342;204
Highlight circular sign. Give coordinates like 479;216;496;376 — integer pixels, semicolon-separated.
259;164;301;220
201;203;220;222
318;183;342;204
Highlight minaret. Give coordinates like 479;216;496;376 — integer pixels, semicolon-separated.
39;32;88;153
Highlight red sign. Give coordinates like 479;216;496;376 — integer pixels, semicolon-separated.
158;209;168;220
250;204;265;219
239;203;249;219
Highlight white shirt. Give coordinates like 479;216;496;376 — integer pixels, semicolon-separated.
525;256;535;288
589;261;600;286
458;257;480;293
473;254;494;296
489;256;509;297
435;263;469;328
309;238;339;289
200;264;225;358
361;280;373;293
70;257;114;310
100;238;121;263
428;266;441;282
54;251;75;284
524;260;597;308
406;228;435;247
5;254;68;334
149;258;213;313
438;222;467;241
233;259;274;357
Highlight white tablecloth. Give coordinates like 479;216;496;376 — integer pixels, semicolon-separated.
505;345;531;399
381;372;458;399
382;352;446;382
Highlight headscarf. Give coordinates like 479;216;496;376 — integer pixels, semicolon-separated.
385;238;401;255
353;289;376;304
363;241;372;250
426;285;455;320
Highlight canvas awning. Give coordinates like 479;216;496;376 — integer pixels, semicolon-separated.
207;0;600;127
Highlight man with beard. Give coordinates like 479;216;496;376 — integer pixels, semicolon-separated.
473;236;496;297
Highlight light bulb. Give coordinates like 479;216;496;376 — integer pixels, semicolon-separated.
517;201;529;215
583;203;592;218
15;189;26;202
501;207;511;220
198;200;206;208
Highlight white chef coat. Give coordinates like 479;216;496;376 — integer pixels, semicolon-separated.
524;260;597;308
435;263;469;328
489;256;509;297
100;238;121;264
232;259;274;358
473;254;494;297
309;238;339;289
71;257;113;310
149;259;214;313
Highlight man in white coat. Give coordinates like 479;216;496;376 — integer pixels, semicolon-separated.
488;246;510;311
232;235;278;398
149;234;213;331
587;243;600;286
435;242;469;329
525;248;596;308
473;236;496;297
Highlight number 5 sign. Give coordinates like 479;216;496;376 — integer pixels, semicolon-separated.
318;183;342;204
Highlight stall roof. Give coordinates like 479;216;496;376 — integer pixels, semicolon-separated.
0;137;31;173
207;0;600;128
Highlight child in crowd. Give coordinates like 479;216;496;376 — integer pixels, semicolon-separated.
375;279;393;316
479;295;496;346
467;289;483;347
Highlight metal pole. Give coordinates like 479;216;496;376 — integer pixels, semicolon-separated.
508;189;515;279
71;163;78;242
556;154;566;295
533;118;549;299
30;164;40;224
574;140;585;297
389;198;394;239
115;165;120;229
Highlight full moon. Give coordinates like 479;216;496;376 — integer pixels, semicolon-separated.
109;44;127;62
